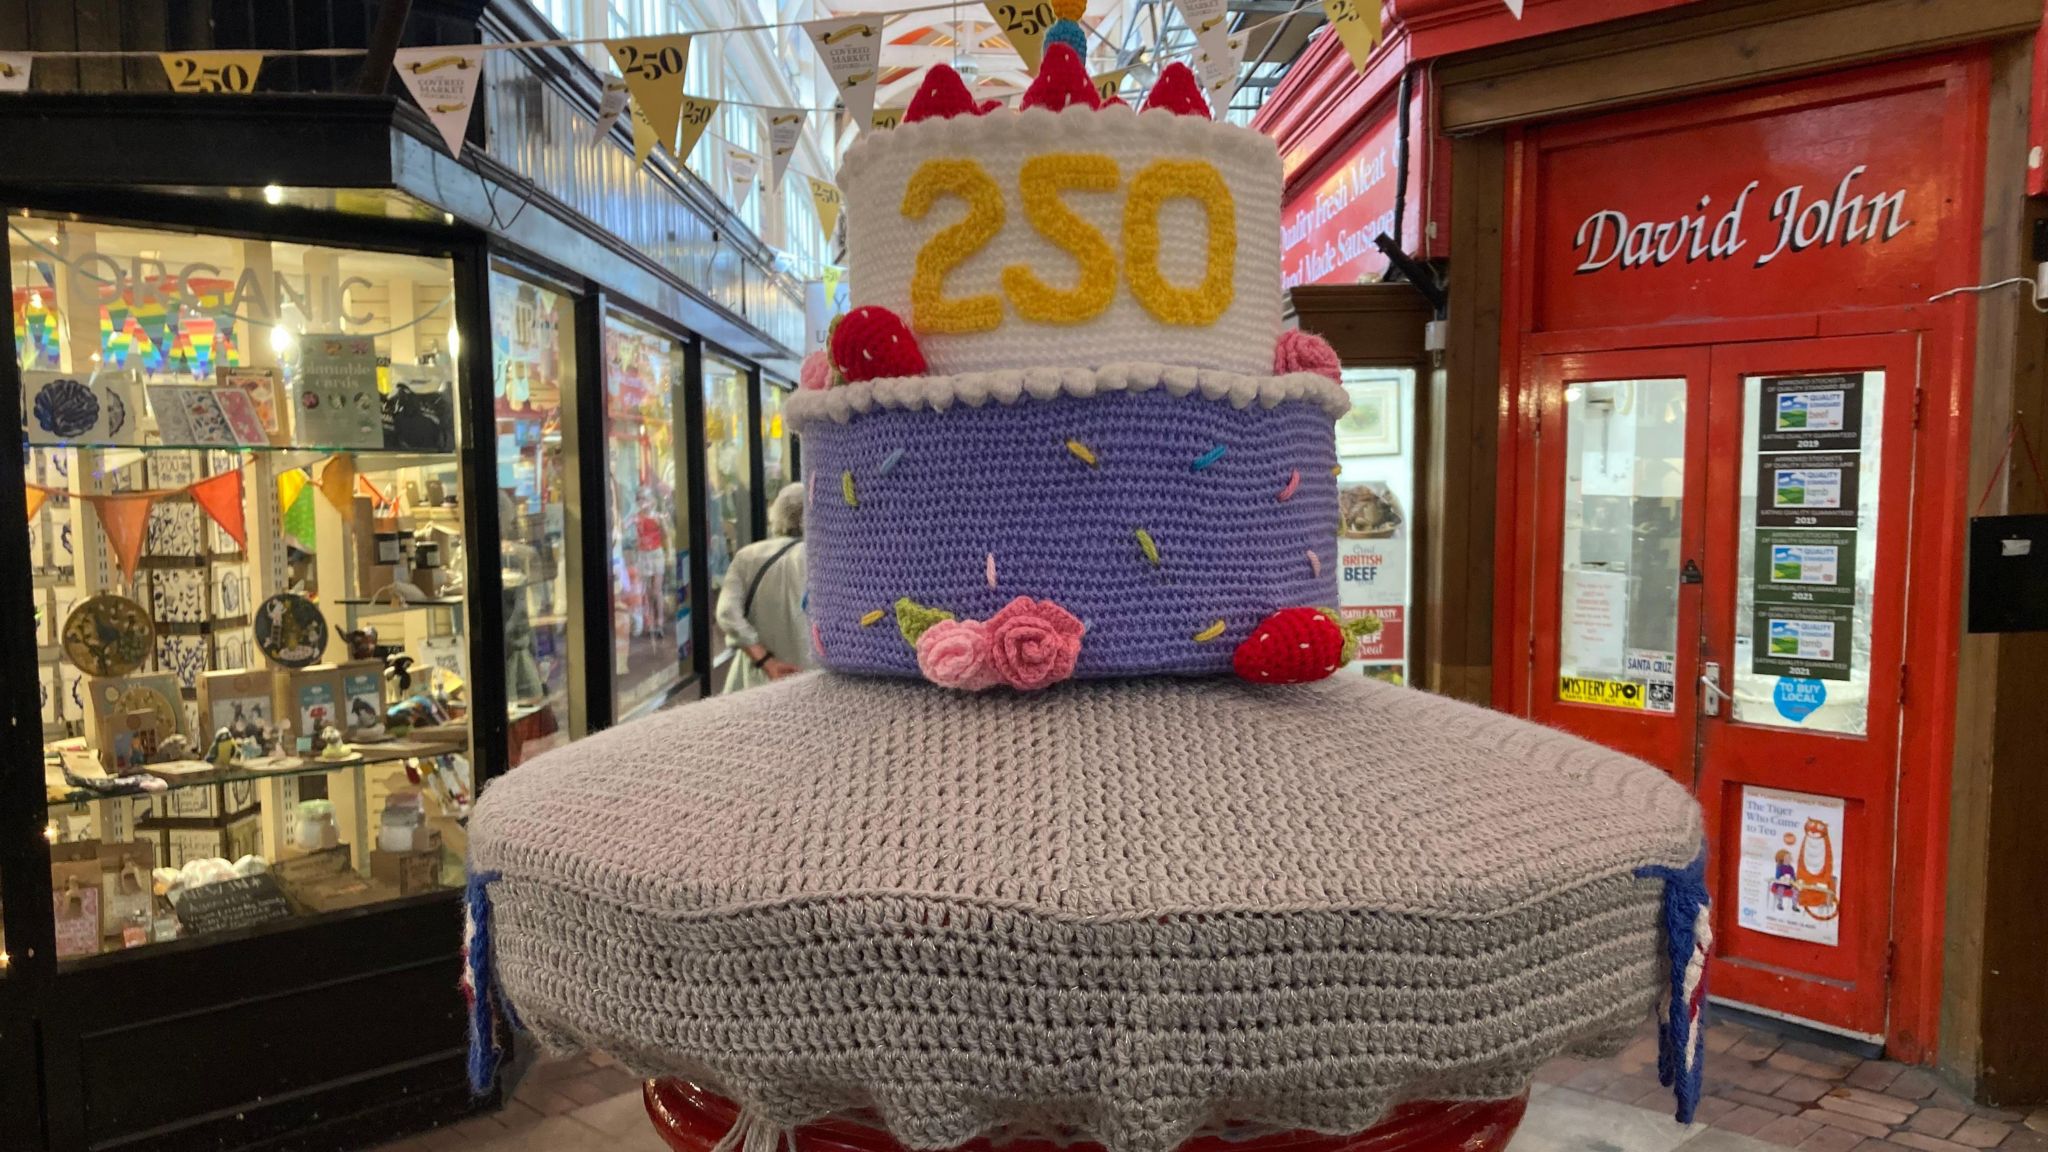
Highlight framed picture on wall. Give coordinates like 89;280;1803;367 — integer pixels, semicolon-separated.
1337;377;1401;456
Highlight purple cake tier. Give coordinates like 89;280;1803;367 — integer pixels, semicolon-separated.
796;377;1341;679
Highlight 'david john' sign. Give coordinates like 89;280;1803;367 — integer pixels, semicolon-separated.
1532;76;1955;331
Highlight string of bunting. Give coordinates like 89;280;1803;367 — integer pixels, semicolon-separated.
24;454;385;581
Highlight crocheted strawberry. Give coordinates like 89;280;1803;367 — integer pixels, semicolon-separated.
830;306;928;382
905;65;987;123
1021;44;1101;113
1232;607;1348;684
1141;62;1211;118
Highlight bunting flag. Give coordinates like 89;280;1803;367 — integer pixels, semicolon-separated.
1172;0;1231;44
395;46;486;156
630;100;662;165
1092;67;1132;103
807;177;844;243
1195;31;1246;115
678;95;720;160
25;485;48;522
89;493;158;582
608;35;694;155
0;52;31;93
593;77;630;144
187;470;247;549
318;454;358;517
986;0;1056;75
803;16;883;131
158;51;265;93
280;469;316;552
728;146;761;203
767;109;805;192
1323;0;1382;72
872;106;905;131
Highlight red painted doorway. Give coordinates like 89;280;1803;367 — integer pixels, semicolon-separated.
1514;333;1918;1041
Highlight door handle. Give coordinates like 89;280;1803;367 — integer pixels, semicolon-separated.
1700;661;1730;717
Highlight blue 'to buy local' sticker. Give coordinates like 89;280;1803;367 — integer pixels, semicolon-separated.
1774;677;1827;723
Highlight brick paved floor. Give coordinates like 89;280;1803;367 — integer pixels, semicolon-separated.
374;1016;2048;1152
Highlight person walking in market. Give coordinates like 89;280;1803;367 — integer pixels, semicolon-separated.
716;482;813;691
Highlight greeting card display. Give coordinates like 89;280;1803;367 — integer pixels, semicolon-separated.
23;371;146;445
294;334;384;447
149;385;240;447
219;366;289;443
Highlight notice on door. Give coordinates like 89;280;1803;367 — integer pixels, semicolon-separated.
1753;602;1852;680
1738;785;1843;946
1758;373;1865;454
1560;568;1627;676
1757;452;1861;528
1753;527;1857;606
1558;675;1648;709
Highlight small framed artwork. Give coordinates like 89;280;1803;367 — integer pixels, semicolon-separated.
1336;376;1402;457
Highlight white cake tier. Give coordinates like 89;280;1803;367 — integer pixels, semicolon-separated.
839;102;1283;378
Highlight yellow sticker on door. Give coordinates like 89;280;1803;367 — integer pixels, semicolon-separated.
1559;676;1646;709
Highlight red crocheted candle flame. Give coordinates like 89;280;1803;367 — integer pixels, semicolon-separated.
1020;44;1101;113
905;65;991;123
1141;62;1210;119
1233;607;1347;684
830;306;928;382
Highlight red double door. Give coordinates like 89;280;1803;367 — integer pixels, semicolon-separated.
1513;333;1918;1041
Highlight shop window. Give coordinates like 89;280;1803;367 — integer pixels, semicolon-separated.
491;268;581;764
760;378;794;496
13;216;474;960
602;312;689;721
702;352;755;668
1335;368;1417;684
1557;378;1688;699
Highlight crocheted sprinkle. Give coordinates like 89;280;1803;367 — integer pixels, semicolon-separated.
1135;527;1161;567
1066;438;1099;467
1192;619;1227;643
860;609;887;627
895;597;956;645
1191;444;1227;471
841;471;859;506
1278;469;1301;501
878;447;906;476
810;621;825;656
1020;44;1101;113
1332;464;1342;476
986;552;998;588
1307;549;1321;578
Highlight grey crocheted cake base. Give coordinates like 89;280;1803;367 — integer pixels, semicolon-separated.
470;674;1703;1152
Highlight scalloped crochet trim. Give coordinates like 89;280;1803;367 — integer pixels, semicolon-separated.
784;363;1350;429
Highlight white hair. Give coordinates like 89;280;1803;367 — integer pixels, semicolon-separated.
768;482;806;538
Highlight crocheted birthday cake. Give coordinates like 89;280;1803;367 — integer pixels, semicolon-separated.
790;41;1352;685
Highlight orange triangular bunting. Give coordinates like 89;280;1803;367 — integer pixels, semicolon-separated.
189;470;247;549
90;493;158;582
25;485;48;522
318;455;357;517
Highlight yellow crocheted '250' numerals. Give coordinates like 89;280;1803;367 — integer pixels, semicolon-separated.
1002;153;1119;325
1124;159;1236;327
902;159;1007;334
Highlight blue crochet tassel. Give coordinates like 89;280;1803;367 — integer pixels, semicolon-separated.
1635;851;1710;1124
1045;19;1088;60
463;869;506;1095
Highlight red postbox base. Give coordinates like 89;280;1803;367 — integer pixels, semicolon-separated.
644;1080;1530;1152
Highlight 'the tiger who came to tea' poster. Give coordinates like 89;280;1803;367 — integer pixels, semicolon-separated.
1738;785;1844;946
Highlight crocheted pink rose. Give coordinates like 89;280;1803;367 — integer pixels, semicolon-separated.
799;350;833;391
1274;329;1342;382
915;619;1003;691
985;597;1084;691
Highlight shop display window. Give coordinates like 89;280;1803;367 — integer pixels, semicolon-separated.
13;217;474;961
603;312;689;720
760;378;794;497
702;352;754;666
1334;368;1416;684
491;268;581;764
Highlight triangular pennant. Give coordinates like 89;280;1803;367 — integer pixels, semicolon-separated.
1505;0;1524;16
767;109;805;192
394;46;485;155
0;53;31;93
872;106;906;130
678;95;720;161
804;17;883;132
281;470;316;552
607;35;693;155
630;100;661;166
1194;31;1245;115
986;0;1057;75
188;470;247;549
1092;67;1132;104
158;51;265;93
807;177;844;244
1323;0;1382;72
318;455;358;517
593;77;630;144
90;493;157;582
728;146;761;203
25;485;48;522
